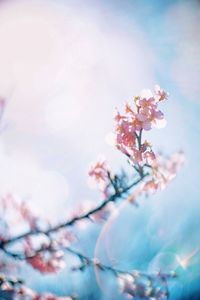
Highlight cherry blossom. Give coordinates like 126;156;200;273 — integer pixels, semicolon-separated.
155;85;169;102
26;250;65;274
114;86;168;167
88;158;113;197
143;151;185;195
0;87;183;300
89;158;110;182
1;193;39;232
0;274;74;300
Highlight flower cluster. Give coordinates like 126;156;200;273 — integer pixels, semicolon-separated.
128;151;185;203
0;86;184;300
115;85;168;166
26;250;65;274
143;151;185;194
1;193;39;234
117;271;175;300
88;158;112;196
0;274;74;300
24;237;66;274
88;158;109;184
0;193;76;275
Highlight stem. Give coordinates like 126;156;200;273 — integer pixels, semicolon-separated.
1;173;149;248
2;245;173;300
1;244;175;283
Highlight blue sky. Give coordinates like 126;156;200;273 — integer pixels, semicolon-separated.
0;0;199;299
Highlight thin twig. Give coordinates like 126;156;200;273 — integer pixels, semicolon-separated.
1;173;149;248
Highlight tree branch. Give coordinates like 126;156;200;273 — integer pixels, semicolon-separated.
1;173;149;248
1;244;174;300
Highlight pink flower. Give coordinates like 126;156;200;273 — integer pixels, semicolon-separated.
116;119;136;147
130;148;143;165
142;151;185;195
88;158;112;198
115;86;168;136
167;151;185;174
136;114;152;130
143;150;156;164
26;250;65;273
19;201;38;230
136;106;165;130
1;194;38;231
155;85;168;101
114;111;125;122
143;180;159;194
137;97;157;109
88;159;109;183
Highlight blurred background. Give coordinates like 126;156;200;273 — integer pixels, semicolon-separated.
0;0;199;299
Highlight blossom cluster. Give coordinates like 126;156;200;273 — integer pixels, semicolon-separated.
88;159;109;184
89;86;183;205
143;151;185;194
0;194;72;274
128;151;185;203
115;85;168;166
88;158;111;197
117;271;176;300
1;193;39;236
0;87;184;300
0;274;74;300
26;250;65;274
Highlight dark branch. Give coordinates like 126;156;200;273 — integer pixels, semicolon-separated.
2;244;174;300
1;173;148;248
